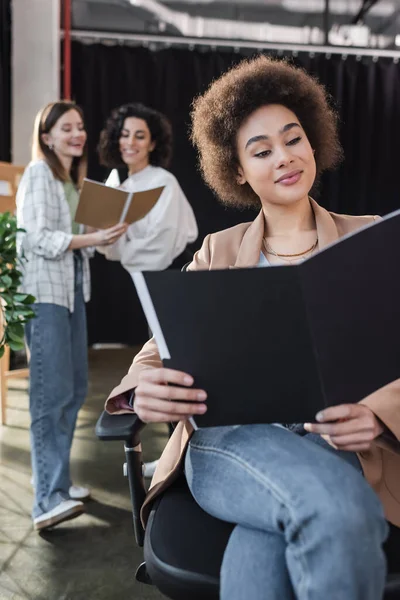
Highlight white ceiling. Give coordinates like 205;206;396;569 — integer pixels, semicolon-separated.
71;0;400;48
164;0;396;14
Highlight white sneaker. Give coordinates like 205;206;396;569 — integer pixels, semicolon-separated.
30;477;91;502
143;459;159;478
33;499;84;531
69;485;91;501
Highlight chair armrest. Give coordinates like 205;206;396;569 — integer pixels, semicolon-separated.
96;410;147;546
95;410;144;445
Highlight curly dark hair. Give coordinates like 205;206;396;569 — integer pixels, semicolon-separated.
98;102;173;169
190;55;343;208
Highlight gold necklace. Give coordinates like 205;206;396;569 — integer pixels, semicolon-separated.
263;237;318;264
263;237;318;258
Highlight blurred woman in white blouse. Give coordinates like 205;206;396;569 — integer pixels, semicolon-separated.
97;102;198;272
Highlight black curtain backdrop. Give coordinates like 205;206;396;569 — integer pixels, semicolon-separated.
70;42;400;345
0;0;11;161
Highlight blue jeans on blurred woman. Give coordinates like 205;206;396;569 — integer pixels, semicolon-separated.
25;255;88;519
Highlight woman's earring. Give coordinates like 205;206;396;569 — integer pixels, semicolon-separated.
48;143;54;151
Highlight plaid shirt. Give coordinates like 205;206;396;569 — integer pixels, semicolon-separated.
16;160;92;311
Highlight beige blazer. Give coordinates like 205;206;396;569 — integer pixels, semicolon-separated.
106;199;400;527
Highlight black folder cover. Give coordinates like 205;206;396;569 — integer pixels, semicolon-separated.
141;210;400;427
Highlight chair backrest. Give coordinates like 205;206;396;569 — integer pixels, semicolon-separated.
0;162;25;214
385;523;400;574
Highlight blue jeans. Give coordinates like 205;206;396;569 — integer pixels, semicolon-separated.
25;255;88;518
185;424;389;600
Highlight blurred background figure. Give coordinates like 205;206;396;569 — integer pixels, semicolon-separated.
16;101;126;531
97;102;198;274
97;102;198;476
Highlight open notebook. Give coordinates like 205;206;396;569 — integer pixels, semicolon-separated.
75;178;165;229
131;209;400;429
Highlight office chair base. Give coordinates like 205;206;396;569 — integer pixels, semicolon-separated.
135;562;153;585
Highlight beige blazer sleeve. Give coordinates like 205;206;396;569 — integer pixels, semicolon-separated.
361;379;400;447
105;235;212;414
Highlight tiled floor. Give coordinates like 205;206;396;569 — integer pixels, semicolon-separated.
0;348;166;600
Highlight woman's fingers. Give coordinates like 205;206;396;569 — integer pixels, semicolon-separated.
315;404;354;422
107;236;122;245
140;367;194;387
107;223;128;234
134;396;207;422
304;403;384;448
329;431;377;446
134;367;208;423
139;381;206;402
102;222;128;244
304;417;372;437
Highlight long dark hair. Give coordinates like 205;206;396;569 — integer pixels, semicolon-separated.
32;101;88;187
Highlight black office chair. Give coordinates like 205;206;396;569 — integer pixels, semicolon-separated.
96;410;400;600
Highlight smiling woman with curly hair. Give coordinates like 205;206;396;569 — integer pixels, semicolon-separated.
96;102;198;272
191;55;343;208
98;102;173;170
106;55;400;600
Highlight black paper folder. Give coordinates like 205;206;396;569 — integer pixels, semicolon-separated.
132;209;400;428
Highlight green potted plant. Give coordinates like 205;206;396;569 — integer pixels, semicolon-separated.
0;211;35;358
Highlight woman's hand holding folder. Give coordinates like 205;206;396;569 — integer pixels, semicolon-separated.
134;368;207;423
304;403;385;452
69;222;128;250
88;223;128;246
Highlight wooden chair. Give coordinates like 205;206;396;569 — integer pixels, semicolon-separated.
0;161;25;213
0;162;28;425
0;310;30;425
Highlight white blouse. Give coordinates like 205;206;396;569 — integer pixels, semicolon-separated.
97;165;198;272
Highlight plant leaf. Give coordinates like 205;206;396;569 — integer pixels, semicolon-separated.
7;323;25;341
0;213;35;348
6;339;26;352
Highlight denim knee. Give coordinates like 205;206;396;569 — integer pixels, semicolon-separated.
311;480;389;548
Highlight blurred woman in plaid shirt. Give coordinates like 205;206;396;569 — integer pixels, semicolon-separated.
16;101;127;531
